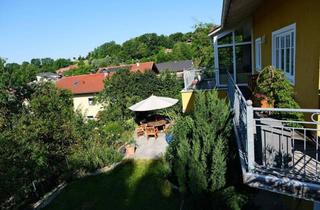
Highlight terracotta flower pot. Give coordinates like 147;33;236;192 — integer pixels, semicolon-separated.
253;93;273;108
125;144;136;157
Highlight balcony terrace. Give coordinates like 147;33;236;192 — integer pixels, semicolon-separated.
227;72;320;201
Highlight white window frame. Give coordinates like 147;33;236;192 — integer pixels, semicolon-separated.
255;37;262;71
88;97;94;106
272;23;296;84
213;30;252;87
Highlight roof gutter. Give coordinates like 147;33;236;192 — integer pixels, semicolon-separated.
220;0;231;31
208;0;231;37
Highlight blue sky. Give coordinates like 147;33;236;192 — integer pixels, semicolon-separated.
0;0;222;63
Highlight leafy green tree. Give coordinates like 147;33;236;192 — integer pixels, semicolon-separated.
53;58;73;70
137;33;166;57
85;24;215;68
168;32;185;45
41;58;55;72
31;58;41;67
98;70;182;120
0;58;127;208
154;47;174;63
0;83;77;206
88;41;122;60
171;42;194;60
191;23;215;68
122;38;149;61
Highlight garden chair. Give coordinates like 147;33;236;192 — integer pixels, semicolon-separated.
136;126;145;137
145;126;158;140
140;123;148;131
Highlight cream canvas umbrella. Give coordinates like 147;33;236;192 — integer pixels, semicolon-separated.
129;95;178;112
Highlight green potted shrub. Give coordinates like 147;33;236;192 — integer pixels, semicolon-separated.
254;66;304;122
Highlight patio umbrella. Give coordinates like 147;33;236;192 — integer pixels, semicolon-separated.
129;95;178;112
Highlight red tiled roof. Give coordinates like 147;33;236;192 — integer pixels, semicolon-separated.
130;62;155;73
96;62;157;74
56;73;106;94
56;64;78;74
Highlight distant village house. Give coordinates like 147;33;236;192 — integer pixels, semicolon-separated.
56;73;106;119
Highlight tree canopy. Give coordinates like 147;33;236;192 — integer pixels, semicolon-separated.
0;58;128;208
98;69;183;120
1;23;215;78
87;23;215;69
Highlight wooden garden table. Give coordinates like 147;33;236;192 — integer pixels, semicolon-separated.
147;120;167;130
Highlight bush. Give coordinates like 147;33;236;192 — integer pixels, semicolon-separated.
69;138;122;172
166;90;244;209
255;66;304;122
167;91;232;194
71;116;134;172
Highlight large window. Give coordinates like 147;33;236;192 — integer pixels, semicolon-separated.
214;23;252;86
272;24;296;84
255;38;262;70
236;44;252;83
217;46;233;85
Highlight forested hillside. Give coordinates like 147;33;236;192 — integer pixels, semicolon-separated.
87;23;213;68
1;23;214;80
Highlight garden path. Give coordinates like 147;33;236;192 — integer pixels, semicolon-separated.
134;133;168;159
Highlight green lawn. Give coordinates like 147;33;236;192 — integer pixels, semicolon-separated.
44;159;181;210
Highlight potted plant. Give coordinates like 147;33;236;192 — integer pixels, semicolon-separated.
125;141;136;157
253;92;273;108
121;126;136;157
253;66;303;122
253;66;276;108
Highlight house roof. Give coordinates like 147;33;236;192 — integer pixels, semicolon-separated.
56;64;78;74
210;0;263;36
155;60;194;72
56;73;106;94
97;62;157;74
130;62;156;73
97;65;130;73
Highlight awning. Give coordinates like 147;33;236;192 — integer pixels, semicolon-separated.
129;95;178;112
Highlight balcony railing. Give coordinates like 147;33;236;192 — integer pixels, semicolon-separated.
227;72;320;201
183;68;215;91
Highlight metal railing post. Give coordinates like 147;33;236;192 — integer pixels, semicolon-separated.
246;100;255;172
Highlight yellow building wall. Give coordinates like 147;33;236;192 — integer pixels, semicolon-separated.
181;90;195;113
181;90;228;113
252;0;320;110
73;94;103;119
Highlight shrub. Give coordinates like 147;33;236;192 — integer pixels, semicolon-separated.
168;92;235;196
70;117;134;172
166;90;246;209
69;137;122;172
255;66;304;122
